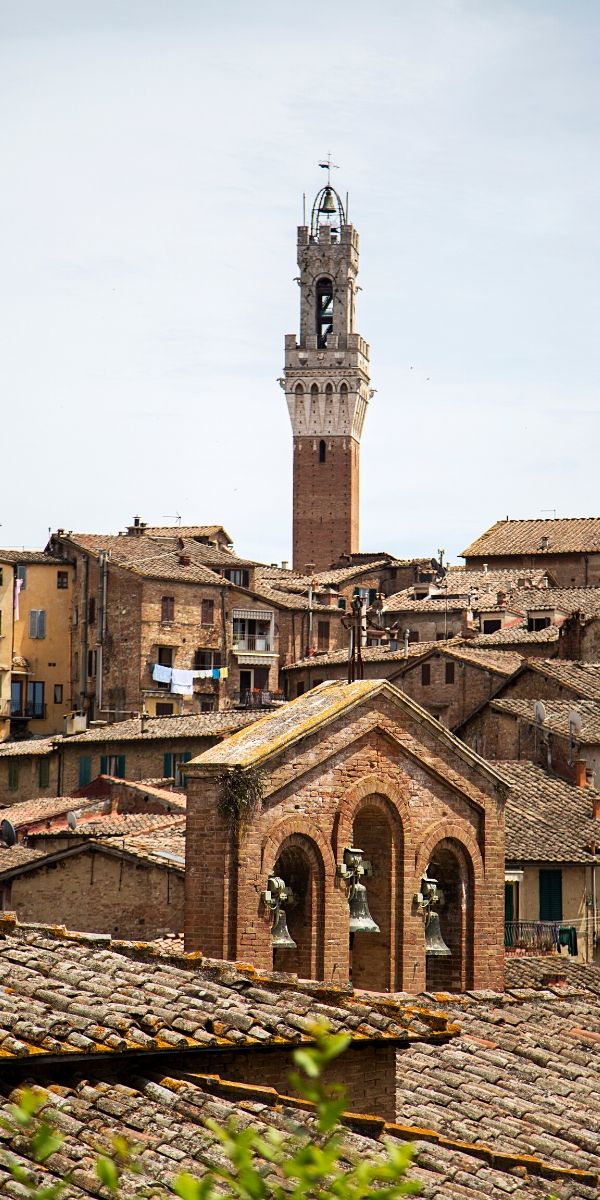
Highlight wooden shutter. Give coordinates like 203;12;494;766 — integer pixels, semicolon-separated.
100;755;109;776
38;610;46;639
38;759;50;788
163;753;173;777
29;610;38;638
8;761;19;791
116;755;126;779
539;869;562;921
78;756;92;787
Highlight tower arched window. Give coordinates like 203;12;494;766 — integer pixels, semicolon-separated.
325;382;333;398
340;382;348;401
295;383;304;397
316;277;334;348
319;439;326;463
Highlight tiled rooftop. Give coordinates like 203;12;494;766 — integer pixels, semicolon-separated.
0;736;56;758
0;795;96;830
524;659;600;700
62;710;260;744
282;642;436;671
57;533;232;584
468;623;561;646
0;549;66;565
462;516;600;557
0;920;452;1061
440;644;523;675
497;760;600;862
492;697;600;742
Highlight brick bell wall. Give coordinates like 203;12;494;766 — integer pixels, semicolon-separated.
185;693;505;993
293;437;359;572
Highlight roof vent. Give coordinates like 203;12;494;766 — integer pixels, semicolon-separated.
540;536;550;551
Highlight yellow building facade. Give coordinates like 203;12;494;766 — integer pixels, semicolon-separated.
0;552;73;741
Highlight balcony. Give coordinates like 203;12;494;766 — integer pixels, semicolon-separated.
239;689;285;709
504;920;560;954
233;635;273;652
10;704;47;721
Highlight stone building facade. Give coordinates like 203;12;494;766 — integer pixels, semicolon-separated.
283;182;371;571
185;679;506;993
462;517;600;586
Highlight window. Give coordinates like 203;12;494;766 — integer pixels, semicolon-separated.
28;609;46;639
88;597;96;624
201;598;215;626
296;682;305;697
319;439;326;463
78;756;92;787
223;569;250;588
8;761;19;791
408;630;419;643
199;695;215;712
156;702;174;716
163;751;192;787
53;684;63;704
317;620;330;651
87;649;97;678
16;565;26;590
57;570;69;589
445;662;455;685
316;276;333;347
194;648;221;670
483;619;502;634
161;595;175;623
27;681;45;718
528;616;551;632
38;759;50;788
539;869;562;921
100;754;126;778
156;645;173;689
421;664;431;686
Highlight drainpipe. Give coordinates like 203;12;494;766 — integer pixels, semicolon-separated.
97;552;108;715
220;586;227;707
80;555;89;710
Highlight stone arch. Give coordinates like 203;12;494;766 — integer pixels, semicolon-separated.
261;814;337;878
413;823;481;993
333;776;409;992
268;832;326;981
294;382;304;397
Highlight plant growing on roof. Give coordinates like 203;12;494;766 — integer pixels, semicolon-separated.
218;764;264;835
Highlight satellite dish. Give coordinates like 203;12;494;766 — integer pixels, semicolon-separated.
569;711;583;736
67;811;77;831
0;819;16;847
534;701;546;726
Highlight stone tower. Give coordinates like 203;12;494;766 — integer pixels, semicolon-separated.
283;179;371;573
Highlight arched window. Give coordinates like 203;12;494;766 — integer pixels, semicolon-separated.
319;439;326;463
325;382;333;398
295;382;304;398
316;277;333;348
340;382;348;401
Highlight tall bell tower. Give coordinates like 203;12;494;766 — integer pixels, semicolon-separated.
283;174;371;573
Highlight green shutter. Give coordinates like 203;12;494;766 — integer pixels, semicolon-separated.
539;869;562;921
100;755;108;776
163;753;173;777
8;761;19;792
79;756;92;787
116;755;126;779
368;589;377;605
183;752;192;763
38;759;50;789
504;883;514;923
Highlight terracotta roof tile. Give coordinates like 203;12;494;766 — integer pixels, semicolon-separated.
462;516;600;558
468;623;561;646
0;549;67;565
525;659;600;699
497;761;600;862
63;710;260;743
492;697;600;742
282;642;436;671
0;736;56;757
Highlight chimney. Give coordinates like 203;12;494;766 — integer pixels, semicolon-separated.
281;561;289;570
496;590;506;608
460;610;476;639
305;563;316;575
592;795;600;821
483;562;488;574
575;759;587;788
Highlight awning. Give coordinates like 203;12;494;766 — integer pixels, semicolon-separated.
232;609;273;621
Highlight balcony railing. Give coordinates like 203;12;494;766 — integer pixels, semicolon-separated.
233;635;273;652
10;704;47;720
504;920;560;953
239;689;285;709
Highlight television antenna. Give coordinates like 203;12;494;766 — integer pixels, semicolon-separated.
0;819;16;847
161;513;182;526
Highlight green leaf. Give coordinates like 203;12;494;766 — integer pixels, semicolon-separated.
32;1123;64;1163
95;1155;119;1191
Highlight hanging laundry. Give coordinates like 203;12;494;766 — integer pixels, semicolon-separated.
152;663;172;684
220;667;229;680
212;668;220;680
171;668;195;695
192;669;213;680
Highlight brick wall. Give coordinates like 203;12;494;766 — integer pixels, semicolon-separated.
61;734;221;794
396;654;509;729
2;847;184;938
293;437;359;572
190;1041;398;1121
186;692;505;992
0;753;59;808
465;553;600;587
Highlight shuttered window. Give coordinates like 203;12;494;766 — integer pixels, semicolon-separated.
78;756;92;787
7;762;19;791
28;610;46;639
38;759;50;788
100;754;126;778
539;869;563;921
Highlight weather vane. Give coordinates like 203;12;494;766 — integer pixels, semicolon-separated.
318;153;339;185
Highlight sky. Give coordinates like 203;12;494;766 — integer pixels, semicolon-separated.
1;0;599;565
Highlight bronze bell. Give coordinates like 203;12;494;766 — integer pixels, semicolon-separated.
424;910;451;957
271;907;297;949
319;187;337;215
348;881;380;935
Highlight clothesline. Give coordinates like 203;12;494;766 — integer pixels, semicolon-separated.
152;663;228;694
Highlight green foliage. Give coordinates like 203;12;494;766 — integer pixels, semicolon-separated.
218;764;264;834
0;1025;422;1199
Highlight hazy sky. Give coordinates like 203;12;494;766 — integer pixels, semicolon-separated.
2;0;599;564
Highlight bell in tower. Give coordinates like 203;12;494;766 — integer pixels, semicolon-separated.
282;165;372;573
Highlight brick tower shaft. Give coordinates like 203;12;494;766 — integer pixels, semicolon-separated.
282;183;371;572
